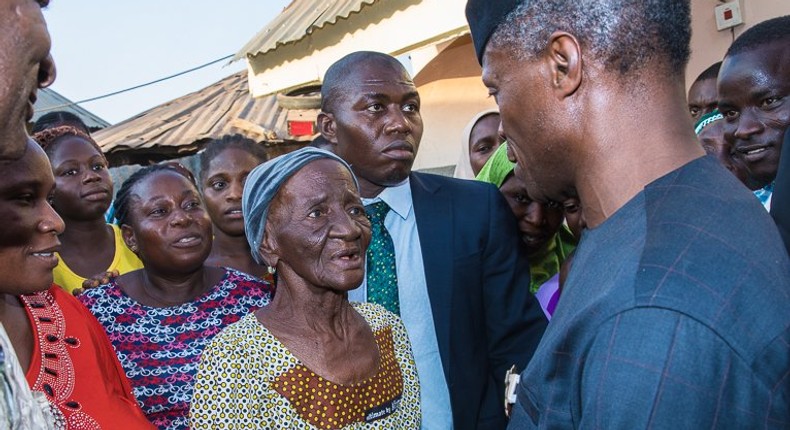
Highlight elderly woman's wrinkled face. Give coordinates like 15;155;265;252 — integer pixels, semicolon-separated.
499;173;564;255
123;170;213;275
265;159;371;291
0;139;64;294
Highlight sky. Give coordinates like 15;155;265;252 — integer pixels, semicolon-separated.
43;0;292;124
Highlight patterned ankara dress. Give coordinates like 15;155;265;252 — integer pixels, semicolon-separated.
190;302;420;429
78;268;274;430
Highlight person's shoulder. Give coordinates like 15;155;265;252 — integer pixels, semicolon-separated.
47;285;83;309
351;302;402;331
207;313;262;353
593;306;790;379
76;277;123;307
411;171;498;196
221;268;275;298
40;286;109;329
646;156;775;237
633;156;790;359
641;156;789;286
572;306;790;425
410;172;504;219
224;267;269;285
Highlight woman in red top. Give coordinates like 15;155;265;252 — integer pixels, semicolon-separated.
0;138;153;429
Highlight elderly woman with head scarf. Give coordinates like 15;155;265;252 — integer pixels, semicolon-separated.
477;143;577;318
78;164;274;429
453;109;502;179
190;147;420;429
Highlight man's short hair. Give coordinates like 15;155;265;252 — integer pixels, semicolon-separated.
693;62;721;85
489;0;691;77
321;51;408;113
726;15;790;57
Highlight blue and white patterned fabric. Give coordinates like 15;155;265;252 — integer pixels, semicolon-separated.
754;182;774;211
79;268;273;430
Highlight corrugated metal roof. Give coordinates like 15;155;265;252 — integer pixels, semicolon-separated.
32;88;111;130
234;0;378;61
93;70;295;159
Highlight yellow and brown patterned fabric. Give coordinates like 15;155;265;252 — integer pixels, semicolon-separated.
190;302;420;429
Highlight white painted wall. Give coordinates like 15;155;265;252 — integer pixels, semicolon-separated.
244;0;790;170
687;0;790;89
412;36;496;170
246;0;468;97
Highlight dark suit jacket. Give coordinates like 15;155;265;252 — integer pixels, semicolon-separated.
409;172;548;430
771;128;790;255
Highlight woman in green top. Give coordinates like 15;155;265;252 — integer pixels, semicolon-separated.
476;143;577;293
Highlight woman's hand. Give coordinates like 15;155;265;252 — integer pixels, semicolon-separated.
74;269;119;296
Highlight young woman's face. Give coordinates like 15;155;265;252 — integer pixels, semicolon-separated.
469;114;503;176
201;148;262;236
49;135;113;221
499;174;564;255
0;140;64;294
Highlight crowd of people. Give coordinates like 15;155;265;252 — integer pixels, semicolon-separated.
0;0;788;429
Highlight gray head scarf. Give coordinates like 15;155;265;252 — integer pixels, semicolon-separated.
242;147;359;265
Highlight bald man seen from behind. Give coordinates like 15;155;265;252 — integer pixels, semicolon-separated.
0;0;56;160
467;0;790;428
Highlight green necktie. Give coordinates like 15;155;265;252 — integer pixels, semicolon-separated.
365;201;400;315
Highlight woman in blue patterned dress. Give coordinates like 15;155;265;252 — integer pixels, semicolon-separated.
190;148;420;429
78;164;274;430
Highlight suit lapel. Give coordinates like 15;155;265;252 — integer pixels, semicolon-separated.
410;172;454;379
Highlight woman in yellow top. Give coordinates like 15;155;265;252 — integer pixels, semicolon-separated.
32;126;142;294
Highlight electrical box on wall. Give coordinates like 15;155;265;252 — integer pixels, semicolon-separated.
715;1;743;31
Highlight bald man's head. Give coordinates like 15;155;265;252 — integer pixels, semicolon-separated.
317;51;422;198
321;51;411;113
0;0;56;160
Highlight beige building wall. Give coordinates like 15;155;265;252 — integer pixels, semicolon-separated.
246;0;468;98
414;76;496;171
412;36;496;171
687;0;790;90
416;1;790;171
245;1;790;170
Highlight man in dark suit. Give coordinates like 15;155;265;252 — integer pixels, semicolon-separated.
773;129;790;253
317;51;547;430
466;0;790;428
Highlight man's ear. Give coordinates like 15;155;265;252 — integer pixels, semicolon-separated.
546;31;582;100
317;112;338;144
121;224;138;253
